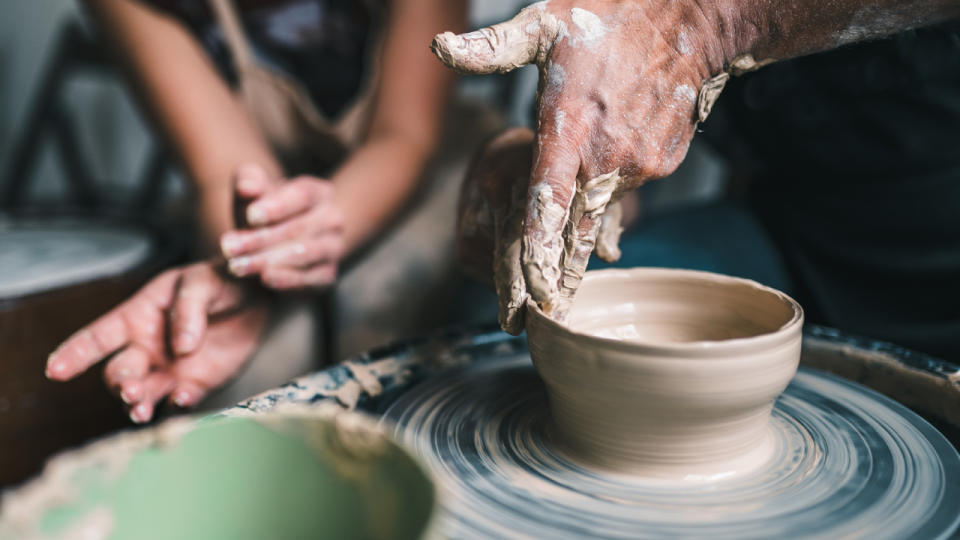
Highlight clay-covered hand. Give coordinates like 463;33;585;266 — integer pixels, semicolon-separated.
220;164;346;290
45;262;267;423
435;0;726;324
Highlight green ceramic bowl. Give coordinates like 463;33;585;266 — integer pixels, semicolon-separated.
0;405;435;540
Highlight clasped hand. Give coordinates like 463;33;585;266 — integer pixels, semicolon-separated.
46;165;347;422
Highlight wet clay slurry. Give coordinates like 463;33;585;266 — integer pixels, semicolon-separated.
384;356;960;539
526;268;804;477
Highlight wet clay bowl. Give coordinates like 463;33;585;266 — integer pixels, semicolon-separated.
526;268;804;480
0;405;436;540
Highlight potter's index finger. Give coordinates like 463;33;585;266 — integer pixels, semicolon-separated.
431;6;547;75
521;138;580;311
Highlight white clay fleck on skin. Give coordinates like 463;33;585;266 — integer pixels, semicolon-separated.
569;8;606;45
836;6;922;46
675;29;692;56
554;110;566;136
526;182;552;222
674;84;697;104
546;63;566;92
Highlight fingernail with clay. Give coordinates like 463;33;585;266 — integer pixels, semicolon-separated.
228;257;251;277
130;403;151;424
172;390;193;408
246;204;266;226
220;234;242;258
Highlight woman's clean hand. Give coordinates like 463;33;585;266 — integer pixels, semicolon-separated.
220;164;346;290
45;261;268;423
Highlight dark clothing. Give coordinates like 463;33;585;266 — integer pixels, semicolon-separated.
147;0;378;118
705;21;960;359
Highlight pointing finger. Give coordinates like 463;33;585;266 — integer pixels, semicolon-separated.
46;309;131;381
46;270;180;381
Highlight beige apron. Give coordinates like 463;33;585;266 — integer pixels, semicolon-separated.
197;0;503;396
208;0;380;172
201;0;382;408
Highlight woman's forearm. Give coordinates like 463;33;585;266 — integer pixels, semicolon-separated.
331;135;434;252
331;0;466;253
82;0;282;249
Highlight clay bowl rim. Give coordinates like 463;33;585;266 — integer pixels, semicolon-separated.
526;267;804;359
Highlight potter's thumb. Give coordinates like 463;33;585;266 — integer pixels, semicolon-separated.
431;7;544;75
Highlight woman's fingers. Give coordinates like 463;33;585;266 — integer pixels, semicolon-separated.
234;163;273;199
168;265;223;356
244;177;332;227
431;5;551;74
128;371;176;424
46;270;179;381
221;175;346;290
260;264;337;290
227;237;344;278
103;345;152;392
220;205;343;259
168;380;208;409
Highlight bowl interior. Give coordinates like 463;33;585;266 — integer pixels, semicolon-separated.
567;269;799;344
3;414;434;540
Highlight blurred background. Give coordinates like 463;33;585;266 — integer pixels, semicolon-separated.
0;0;726;488
0;0;725;212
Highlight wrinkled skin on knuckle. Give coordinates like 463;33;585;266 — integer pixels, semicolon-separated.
456;1;720;321
543;1;705;188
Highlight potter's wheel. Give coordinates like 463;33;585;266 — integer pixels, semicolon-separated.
384;354;960;539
